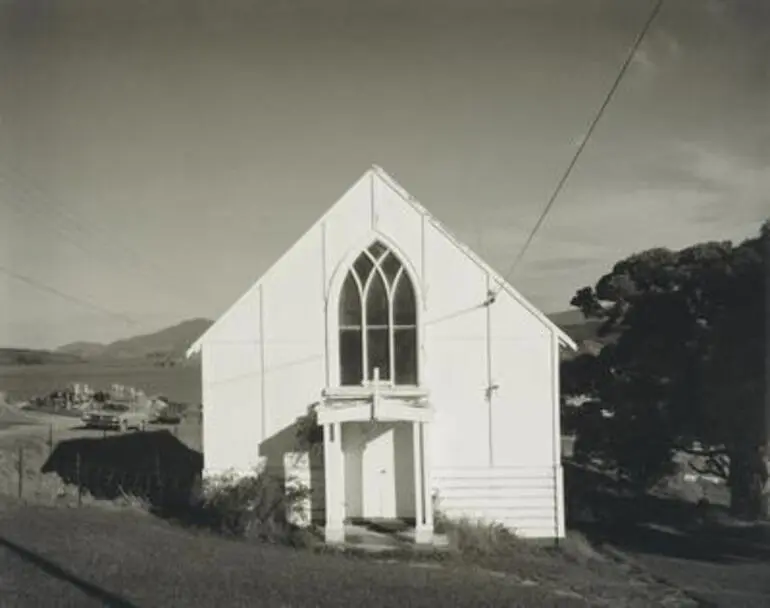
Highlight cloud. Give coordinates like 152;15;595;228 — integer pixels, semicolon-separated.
676;140;770;191
628;27;682;81
506;139;769;311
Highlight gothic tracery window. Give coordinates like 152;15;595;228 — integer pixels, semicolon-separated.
338;241;418;386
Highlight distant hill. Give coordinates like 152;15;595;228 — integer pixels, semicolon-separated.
57;318;213;362
547;309;586;327
0;348;84;366
57;341;108;359
547;308;608;359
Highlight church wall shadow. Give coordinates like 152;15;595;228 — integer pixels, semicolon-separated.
41;430;203;511
40;408;329;535
259;414;325;525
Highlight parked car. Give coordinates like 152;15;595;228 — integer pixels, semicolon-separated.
156;410;182;424
147;396;184;424
82;402;149;431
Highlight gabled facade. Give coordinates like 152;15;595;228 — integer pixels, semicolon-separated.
188;166;576;543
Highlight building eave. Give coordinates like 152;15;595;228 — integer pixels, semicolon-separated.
371;165;579;351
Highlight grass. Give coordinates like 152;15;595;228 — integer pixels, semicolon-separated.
437;514;528;556
0;502;605;607
0;381;735;605
0;501;701;607
0;413;697;605
420;513;699;606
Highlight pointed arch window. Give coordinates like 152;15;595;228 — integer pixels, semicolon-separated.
338;241;418;386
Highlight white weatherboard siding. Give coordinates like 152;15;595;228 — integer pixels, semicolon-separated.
201;341;262;475
372;175;424;278
192;166;574;539
322;174;376;294
199;272;263;476
433;467;559;538
490;319;554;466
422;214;490;469
260;225;325;440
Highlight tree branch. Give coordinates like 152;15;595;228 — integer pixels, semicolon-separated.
677;445;728;458
688;459;728;480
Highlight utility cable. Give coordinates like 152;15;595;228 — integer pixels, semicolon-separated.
0;263;137;326
488;0;665;302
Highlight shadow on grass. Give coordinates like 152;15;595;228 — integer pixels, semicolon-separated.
41;430;202;513
564;460;770;565
0;535;139;607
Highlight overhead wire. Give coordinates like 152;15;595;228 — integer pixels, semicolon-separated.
0;263;138;326
488;0;665;301
0;166;200;306
0;181;111;264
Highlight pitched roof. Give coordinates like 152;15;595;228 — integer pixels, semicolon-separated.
187;165;577;356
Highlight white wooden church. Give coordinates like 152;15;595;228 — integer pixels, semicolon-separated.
187;166;576;544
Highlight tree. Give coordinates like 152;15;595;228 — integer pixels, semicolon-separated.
562;221;768;518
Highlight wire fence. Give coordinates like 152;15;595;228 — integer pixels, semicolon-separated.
6;423;200;510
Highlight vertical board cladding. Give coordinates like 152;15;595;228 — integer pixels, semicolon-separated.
373;176;424;275
205;276;262;344
490;291;555;467
201;341;263;476
432;467;559;539
323;174;375;288
261;221;326;441
422;218;490;468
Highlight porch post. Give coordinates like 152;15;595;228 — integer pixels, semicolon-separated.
323;421;345;543
412;421;424;528
414;421;434;544
422;421;434;531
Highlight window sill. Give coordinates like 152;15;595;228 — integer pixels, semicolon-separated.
317;385;433;424
322;385;429;401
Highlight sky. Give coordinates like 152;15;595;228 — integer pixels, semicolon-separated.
0;0;768;349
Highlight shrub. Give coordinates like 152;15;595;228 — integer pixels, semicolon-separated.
195;469;314;546
295;405;323;452
442;516;526;557
432;494;526;557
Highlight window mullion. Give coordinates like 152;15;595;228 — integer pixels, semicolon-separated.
393;266;404;291
361;289;368;384
388;275;395;384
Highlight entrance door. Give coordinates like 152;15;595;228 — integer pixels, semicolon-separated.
361;423;397;519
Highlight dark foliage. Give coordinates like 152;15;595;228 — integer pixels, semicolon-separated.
562;221;769;518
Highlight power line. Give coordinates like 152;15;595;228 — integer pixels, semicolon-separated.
490;0;664;298
0;184;111;265
0;167;200;306
0;264;137;326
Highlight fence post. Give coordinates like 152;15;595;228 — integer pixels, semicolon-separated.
17;447;23;500
155;450;163;507
76;452;82;507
